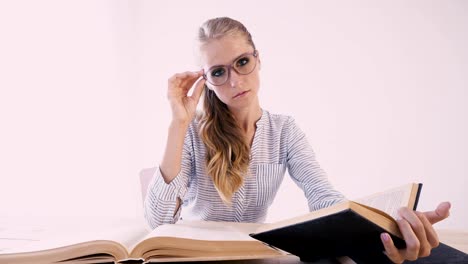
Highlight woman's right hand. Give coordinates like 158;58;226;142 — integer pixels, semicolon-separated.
167;70;206;124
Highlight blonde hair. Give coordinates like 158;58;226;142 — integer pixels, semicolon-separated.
197;17;256;203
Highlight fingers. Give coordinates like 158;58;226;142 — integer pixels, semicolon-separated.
424;202;451;224
166;70;205;123
380;233;404;264
396;215;421;261
190;75;206;103
383;207;444;263
168;71;204;93
381;204;450;263
399;207;438;257
416;211;439;249
169;71;202;82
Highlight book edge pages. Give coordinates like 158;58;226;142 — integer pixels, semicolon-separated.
252;201;352;234
349;202;402;238
130;237;283;260
143;253;289;263
0;240;129;264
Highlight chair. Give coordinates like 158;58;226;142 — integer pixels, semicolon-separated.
139;167;157;201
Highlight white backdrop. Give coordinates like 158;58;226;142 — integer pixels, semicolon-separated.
0;0;466;229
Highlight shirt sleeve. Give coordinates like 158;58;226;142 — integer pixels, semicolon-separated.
143;127;194;229
285;117;347;211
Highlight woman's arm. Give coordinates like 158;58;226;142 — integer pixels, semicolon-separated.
285;117;346;211
161;71;205;182
143;71;205;229
160;120;191;183
143;129;194;229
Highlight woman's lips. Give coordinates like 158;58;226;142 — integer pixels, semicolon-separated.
233;90;250;98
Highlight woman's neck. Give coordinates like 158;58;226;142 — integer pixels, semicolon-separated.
229;105;262;133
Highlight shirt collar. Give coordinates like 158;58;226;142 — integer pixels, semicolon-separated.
255;108;267;129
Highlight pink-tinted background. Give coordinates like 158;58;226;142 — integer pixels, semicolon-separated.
0;0;466;229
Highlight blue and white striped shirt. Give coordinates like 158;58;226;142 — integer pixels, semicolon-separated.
144;110;346;229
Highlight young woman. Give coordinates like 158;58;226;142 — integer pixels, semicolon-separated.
144;17;450;263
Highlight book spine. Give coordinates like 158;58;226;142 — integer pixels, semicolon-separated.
413;183;423;210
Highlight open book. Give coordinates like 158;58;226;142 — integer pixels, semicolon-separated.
0;220;284;264
250;182;423;263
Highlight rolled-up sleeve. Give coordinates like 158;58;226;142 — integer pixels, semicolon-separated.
143;129;193;229
285;117;346;211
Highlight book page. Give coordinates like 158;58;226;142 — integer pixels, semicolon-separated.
0;218;148;255
127;221;286;260
176;220;263;235
354;183;416;219
130;220;261;250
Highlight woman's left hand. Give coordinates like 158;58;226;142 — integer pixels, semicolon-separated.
380;202;451;263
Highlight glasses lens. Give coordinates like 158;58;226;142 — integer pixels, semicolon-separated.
205;52;257;86
207;66;228;86
234;54;256;75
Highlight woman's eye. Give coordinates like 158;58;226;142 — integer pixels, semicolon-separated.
236;57;250;67
211;68;225;78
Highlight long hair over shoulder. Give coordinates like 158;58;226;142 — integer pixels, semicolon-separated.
197;17;256;203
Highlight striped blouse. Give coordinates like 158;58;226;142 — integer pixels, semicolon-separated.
144;110;346;229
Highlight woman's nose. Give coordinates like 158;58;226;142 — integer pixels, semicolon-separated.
229;68;242;88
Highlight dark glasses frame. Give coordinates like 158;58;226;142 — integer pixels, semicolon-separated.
202;50;258;86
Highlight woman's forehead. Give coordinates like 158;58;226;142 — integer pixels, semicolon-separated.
199;36;252;68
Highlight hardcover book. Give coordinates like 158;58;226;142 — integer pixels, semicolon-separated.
250;183;423;263
0;220;283;264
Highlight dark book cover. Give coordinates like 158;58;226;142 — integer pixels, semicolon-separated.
413;183;423;210
250;209;406;263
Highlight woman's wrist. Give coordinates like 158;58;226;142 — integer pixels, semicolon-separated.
170;118;190;128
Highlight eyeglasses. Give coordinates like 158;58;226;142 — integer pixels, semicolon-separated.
203;50;258;86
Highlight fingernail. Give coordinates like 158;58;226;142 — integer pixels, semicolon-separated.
381;233;390;242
